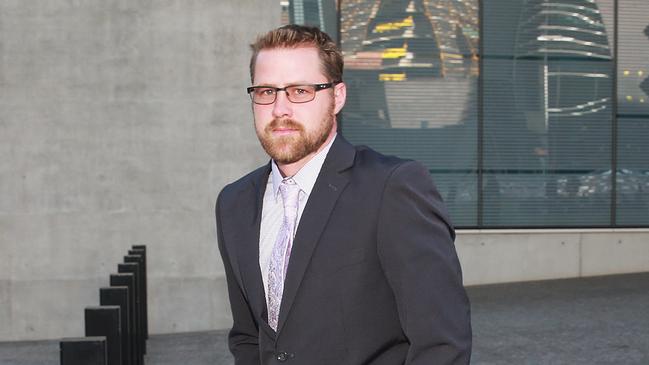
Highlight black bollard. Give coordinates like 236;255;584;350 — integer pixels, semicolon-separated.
129;247;148;340
124;254;146;354
110;273;139;365
118;263;144;364
100;287;131;365
60;336;107;365
84;306;122;365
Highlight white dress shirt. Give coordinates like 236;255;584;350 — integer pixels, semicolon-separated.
259;134;337;297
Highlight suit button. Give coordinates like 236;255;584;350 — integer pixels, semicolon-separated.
276;352;287;362
276;351;293;362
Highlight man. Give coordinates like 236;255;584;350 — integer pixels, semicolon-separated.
216;24;471;364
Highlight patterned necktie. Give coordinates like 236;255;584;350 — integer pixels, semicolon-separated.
267;179;301;331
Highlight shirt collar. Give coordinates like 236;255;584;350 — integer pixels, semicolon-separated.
270;133;337;200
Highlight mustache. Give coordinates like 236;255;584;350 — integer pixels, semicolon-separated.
266;118;304;132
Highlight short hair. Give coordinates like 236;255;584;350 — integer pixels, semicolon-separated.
249;24;343;83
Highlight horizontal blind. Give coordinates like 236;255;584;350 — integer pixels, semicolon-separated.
482;0;614;227
616;0;649;226
339;0;480;226
284;0;648;228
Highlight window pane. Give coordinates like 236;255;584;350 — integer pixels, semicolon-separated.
283;0;339;43
616;0;649;225
282;0;647;228
340;0;480;226
482;0;614;227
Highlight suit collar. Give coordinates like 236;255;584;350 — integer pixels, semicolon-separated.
320;134;356;174
233;163;271;333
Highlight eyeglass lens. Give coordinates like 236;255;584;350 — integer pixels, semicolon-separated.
251;85;317;104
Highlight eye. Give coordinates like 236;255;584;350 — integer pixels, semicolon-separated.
255;88;275;96
289;86;314;96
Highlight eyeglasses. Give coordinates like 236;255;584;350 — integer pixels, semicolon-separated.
247;81;341;105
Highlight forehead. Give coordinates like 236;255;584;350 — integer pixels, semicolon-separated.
254;47;325;85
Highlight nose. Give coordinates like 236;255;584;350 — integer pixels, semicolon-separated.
272;90;293;119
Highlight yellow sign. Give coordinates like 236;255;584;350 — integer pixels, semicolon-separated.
382;47;407;59
374;16;413;33
379;73;406;81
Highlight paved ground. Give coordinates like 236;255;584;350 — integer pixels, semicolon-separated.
1;272;648;364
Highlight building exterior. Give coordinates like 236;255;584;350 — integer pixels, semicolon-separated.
282;0;649;287
286;0;649;228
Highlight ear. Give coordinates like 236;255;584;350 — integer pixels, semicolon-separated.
333;82;347;115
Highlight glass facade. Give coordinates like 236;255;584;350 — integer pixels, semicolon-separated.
483;0;614;227
283;0;649;228
616;0;649;226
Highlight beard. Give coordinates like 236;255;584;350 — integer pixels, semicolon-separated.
256;104;335;165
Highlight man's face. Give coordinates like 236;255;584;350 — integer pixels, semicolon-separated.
251;47;345;165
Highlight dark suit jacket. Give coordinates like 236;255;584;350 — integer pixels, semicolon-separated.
216;136;472;365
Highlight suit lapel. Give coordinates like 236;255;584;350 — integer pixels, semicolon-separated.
233;164;271;331
277;136;356;333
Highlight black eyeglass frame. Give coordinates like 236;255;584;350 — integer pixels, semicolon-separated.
246;81;342;105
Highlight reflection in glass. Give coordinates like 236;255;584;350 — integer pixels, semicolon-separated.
339;0;479;225
616;0;649;225
483;0;614;226
282;0;340;43
281;0;649;228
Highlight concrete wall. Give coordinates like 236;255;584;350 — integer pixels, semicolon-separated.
0;1;278;341
457;229;649;286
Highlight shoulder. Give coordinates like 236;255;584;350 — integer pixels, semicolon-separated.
217;163;269;208
351;144;451;225
352;144;427;179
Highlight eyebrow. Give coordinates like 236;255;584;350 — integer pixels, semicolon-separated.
252;81;326;87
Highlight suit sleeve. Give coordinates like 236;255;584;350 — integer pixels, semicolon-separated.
216;191;261;364
376;161;472;364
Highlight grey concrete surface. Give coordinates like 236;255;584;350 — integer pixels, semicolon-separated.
469;272;649;364
1;273;647;364
0;0;277;341
456;229;649;285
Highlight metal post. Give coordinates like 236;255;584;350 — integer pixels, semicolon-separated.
125;253;147;350
84;306;122;365
60;337;107;365
111;273;140;365
129;248;148;340
118;263;144;363
100;287;131;365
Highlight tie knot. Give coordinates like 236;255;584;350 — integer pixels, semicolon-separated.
279;179;301;218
